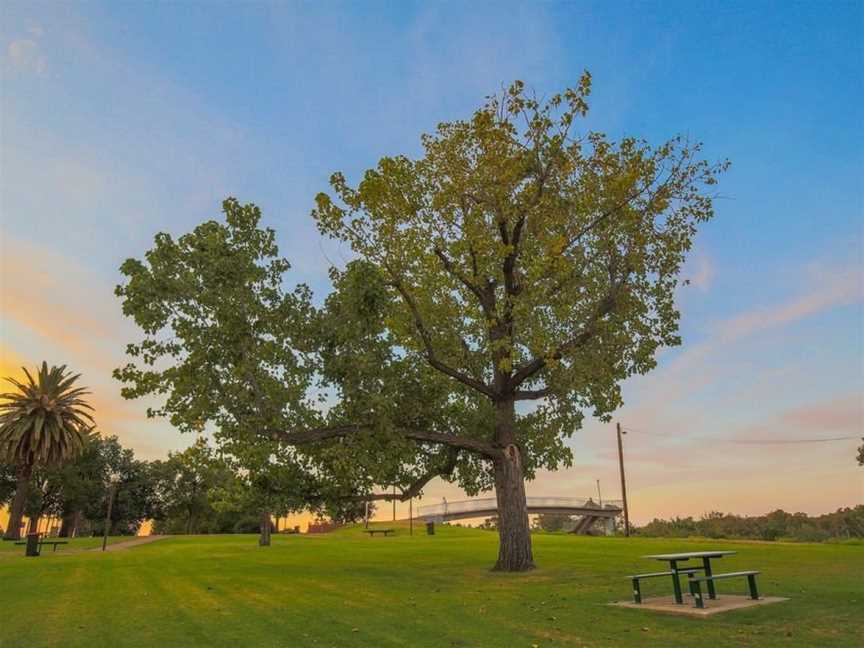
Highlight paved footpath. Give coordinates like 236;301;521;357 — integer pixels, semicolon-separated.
97;535;167;552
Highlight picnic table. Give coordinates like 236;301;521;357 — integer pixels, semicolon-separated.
642;551;736;603
364;528;395;537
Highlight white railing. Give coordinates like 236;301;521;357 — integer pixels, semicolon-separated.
417;496;623;518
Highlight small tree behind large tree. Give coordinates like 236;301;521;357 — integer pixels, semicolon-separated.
0;363;93;539
312;74;728;570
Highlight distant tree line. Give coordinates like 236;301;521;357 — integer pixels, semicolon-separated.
1;433;154;537
635;507;864;542
1;433;366;539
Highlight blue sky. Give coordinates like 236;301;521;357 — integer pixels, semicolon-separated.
1;1;861;522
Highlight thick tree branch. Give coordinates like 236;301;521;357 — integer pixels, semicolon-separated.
357;448;461;502
513;387;552;401
388;277;496;398
433;246;494;315
270;424;373;445
401;430;498;457
270;423;498;459
509;275;629;389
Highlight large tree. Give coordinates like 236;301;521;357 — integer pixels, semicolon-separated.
116;76;726;571
0;363;93;539
311;75;727;570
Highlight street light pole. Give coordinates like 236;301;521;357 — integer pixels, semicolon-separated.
616;422;630;537
102;480;116;552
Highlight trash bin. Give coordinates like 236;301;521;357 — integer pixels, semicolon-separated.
25;533;40;557
426;522;435;535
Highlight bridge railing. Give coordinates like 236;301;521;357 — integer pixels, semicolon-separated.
417;496;623;518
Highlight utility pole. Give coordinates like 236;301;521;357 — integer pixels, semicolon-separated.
409;497;413;536
616;422;630;537
392;484;396;522
596;479;603;506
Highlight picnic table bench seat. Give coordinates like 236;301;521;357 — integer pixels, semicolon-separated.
627;568;700;603
364;528;394;537
687;570;760;608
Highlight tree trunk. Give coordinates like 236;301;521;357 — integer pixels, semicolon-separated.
3;464;32;540
492;399;534;572
72;510;83;537
27;514;40;535
59;510;82;538
259;509;271;546
59;514;73;538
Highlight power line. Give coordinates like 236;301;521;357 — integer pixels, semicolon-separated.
621;428;859;445
728;436;859;445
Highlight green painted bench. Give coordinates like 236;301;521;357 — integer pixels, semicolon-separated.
687;570;760;608
14;539;69;554
364;529;394;537
628;568;699;603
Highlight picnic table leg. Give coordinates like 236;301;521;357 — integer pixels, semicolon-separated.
631;578;642;604
747;574;759;600
670;560;684;604
702;557;717;599
690;579;705;609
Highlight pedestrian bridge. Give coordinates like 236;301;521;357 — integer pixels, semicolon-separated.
417;497;622;534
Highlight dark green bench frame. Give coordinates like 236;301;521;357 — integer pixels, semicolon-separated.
628;568;699;603
364;529;394;537
13;540;69;554
687;570;760;609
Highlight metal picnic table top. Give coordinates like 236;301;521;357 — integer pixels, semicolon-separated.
644;551;736;561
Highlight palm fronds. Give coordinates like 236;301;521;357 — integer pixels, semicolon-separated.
0;361;94;467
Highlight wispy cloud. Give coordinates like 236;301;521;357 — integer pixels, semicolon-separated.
0;232;182;458
5;23;47;76
716;263;862;342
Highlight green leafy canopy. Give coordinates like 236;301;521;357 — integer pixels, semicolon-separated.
313;73;728;462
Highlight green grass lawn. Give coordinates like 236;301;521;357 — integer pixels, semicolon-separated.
0;522;861;647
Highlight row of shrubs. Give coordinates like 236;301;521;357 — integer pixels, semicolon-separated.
634;506;864;542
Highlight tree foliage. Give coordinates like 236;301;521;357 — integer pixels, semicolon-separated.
116;76;727;570
637;507;864;542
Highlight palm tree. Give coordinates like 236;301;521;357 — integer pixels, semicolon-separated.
0;362;93;539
